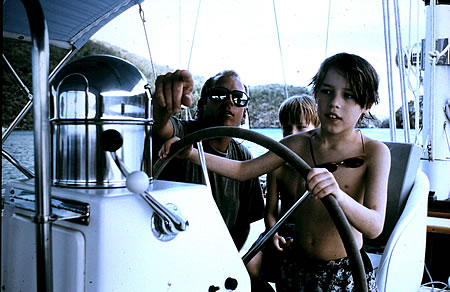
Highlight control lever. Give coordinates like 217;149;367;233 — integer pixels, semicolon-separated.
100;129;188;234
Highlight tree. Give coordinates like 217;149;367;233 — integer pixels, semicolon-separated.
248;84;310;128
2;38;205;129
380;97;423;129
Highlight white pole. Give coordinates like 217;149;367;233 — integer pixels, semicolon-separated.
422;1;450;200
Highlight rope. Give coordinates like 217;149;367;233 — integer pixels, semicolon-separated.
393;0;411;143
403;0;422;144
272;0;288;100
429;0;436;160
179;0;182;68
187;0;202;70
139;4;157;83
382;0;397;141
444;121;450;152
325;0;332;58
413;0;422;143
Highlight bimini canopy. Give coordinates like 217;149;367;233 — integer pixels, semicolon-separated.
3;0;143;50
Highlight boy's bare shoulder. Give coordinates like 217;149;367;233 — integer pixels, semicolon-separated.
281;130;313;149
363;135;391;162
363;135;389;150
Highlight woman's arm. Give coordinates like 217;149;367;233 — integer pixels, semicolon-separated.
159;137;285;181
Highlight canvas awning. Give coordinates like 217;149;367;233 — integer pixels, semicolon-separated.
3;0;143;50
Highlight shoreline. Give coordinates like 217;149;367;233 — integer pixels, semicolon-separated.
2;128;419;190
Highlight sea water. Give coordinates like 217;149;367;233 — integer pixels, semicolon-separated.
1;128;418;189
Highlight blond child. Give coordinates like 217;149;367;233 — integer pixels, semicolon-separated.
267;94;320;245
247;95;320;291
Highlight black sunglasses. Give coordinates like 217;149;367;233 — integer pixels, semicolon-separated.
208;87;250;107
316;155;365;173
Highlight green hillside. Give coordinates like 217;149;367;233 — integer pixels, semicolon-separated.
3;38;388;129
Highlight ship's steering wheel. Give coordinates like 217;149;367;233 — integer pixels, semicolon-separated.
153;126;368;292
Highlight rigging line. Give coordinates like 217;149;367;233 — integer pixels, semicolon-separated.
272;0;288;100
393;0;411;143
382;0;397;142
179;0;182;68
405;0;413;91
444;122;450;152
408;0;412;48
429;0;436;160
403;0;421;143
324;0;332;58
187;0;202;71
403;1;419;144
414;0;422;142
139;4;157;83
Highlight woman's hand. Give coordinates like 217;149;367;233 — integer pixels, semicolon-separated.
154;70;194;115
306;168;344;201
272;232;293;251
158;136;193;160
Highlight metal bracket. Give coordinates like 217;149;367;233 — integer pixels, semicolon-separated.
6;189;90;225
151;203;186;241
421;38;450;70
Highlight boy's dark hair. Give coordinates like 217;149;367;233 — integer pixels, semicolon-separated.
278;95;320;127
196;70;248;119
310;53;379;110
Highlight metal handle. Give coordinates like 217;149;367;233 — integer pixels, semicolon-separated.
100;129;188;235
140;191;188;232
242;190;310;264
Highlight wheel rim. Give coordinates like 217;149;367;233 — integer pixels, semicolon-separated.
153;126;368;292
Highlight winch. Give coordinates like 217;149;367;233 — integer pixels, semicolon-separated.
49;55;152;188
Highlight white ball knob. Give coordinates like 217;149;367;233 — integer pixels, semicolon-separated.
126;171;149;194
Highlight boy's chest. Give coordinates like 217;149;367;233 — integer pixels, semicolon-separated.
333;166;367;200
277;166;305;198
279;166;366;201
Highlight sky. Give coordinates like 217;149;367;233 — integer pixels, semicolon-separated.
93;0;426;118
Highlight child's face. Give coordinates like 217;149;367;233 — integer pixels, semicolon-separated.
282;121;315;137
315;68;367;133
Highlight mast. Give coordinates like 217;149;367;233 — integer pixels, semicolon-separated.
422;0;450;201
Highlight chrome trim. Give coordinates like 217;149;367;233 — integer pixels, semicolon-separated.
6;190;90;226
21;0;54;290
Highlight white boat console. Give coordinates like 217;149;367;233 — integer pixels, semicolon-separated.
2;179;250;291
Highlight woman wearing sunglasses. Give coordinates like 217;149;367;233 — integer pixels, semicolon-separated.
153;69;264;252
159;53;391;291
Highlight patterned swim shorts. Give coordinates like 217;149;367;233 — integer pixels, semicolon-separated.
275;248;378;292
